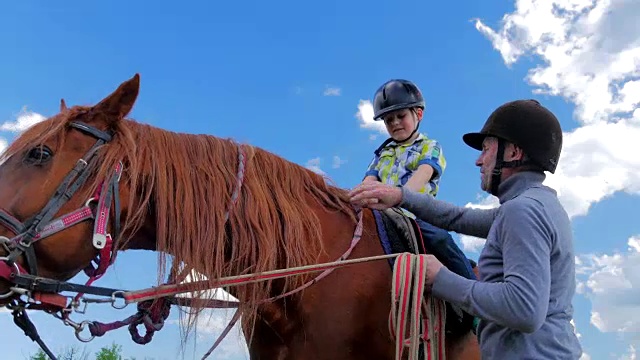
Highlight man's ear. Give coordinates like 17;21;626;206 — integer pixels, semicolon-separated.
508;143;525;161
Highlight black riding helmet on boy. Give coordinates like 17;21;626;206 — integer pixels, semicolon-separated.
372;79;425;153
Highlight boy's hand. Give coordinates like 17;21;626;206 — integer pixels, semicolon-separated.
349;182;402;210
362;175;379;183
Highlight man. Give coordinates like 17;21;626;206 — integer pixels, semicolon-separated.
349;99;583;359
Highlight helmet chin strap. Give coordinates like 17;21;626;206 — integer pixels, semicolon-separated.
395;121;420;144
490;139;529;196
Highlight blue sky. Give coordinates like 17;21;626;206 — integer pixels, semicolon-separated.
1;0;639;359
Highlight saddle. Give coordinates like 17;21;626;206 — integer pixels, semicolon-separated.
373;207;476;340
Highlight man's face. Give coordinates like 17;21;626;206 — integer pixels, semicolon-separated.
475;137;524;193
476;137;499;193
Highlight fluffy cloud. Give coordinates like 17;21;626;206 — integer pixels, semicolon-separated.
1;107;46;133
170;270;248;359
544;119;640;218
323;86;342;96
0;107;46;153
305;157;326;175
461;0;640;238
355;100;386;137
332;155;347;169
474;0;640;125
576;236;640;345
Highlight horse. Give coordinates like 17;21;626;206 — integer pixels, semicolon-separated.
0;74;481;360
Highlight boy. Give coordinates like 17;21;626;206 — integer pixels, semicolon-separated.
363;79;477;282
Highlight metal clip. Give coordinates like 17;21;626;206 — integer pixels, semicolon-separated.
111;290;127;309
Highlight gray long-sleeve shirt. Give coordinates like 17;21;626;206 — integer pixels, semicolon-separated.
400;171;583;359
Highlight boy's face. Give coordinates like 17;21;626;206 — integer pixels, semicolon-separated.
382;108;421;141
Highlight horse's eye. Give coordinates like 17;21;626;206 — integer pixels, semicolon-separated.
24;146;54;165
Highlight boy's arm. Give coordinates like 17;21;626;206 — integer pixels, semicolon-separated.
404;164;434;192
363;154;381;182
404;139;444;193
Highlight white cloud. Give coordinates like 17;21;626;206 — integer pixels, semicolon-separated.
543;119;640;218
570;320;594;360
1;106;46;132
355;100;387;135
0;107;46;157
576;236;640;343
305;157;326;175
619;345;637;360
474;0;640;125
169;269;248;359
462;0;640;243
472;0;640;219
332;155;347;169
190;309;249;360
323;86;341;96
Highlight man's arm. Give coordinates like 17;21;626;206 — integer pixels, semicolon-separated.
399;187;497;238
430;199;552;333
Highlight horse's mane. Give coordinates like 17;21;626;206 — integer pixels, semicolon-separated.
4;106;358;340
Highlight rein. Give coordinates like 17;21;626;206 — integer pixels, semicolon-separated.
0;120;445;360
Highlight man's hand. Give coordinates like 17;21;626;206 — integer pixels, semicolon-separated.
423;254;445;287
349;182;403;210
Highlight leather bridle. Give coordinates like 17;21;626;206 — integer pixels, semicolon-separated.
0;120;124;359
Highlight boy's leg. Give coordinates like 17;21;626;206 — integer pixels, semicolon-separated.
414;218;477;280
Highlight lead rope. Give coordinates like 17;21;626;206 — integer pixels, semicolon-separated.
390;253;446;360
11;305;58;360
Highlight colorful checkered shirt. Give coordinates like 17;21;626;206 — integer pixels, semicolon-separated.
365;133;446;197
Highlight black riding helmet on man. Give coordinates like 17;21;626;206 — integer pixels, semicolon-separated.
462;99;563;195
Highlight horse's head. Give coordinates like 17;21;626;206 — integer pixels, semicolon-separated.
0;74;140;303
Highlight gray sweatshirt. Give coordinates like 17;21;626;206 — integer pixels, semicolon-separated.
400;171;583;359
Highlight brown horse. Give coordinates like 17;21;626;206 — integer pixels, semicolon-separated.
0;74;480;360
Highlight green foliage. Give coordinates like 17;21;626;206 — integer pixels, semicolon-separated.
28;343;148;360
28;349;47;360
95;343;122;360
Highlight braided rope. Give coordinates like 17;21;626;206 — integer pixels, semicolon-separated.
390;253;447;360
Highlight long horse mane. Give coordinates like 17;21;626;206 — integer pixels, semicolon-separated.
4;106;359;340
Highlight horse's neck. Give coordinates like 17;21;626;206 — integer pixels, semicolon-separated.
120;206;157;251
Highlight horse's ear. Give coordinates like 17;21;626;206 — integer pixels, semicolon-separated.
92;73;140;123
60;99;67;112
